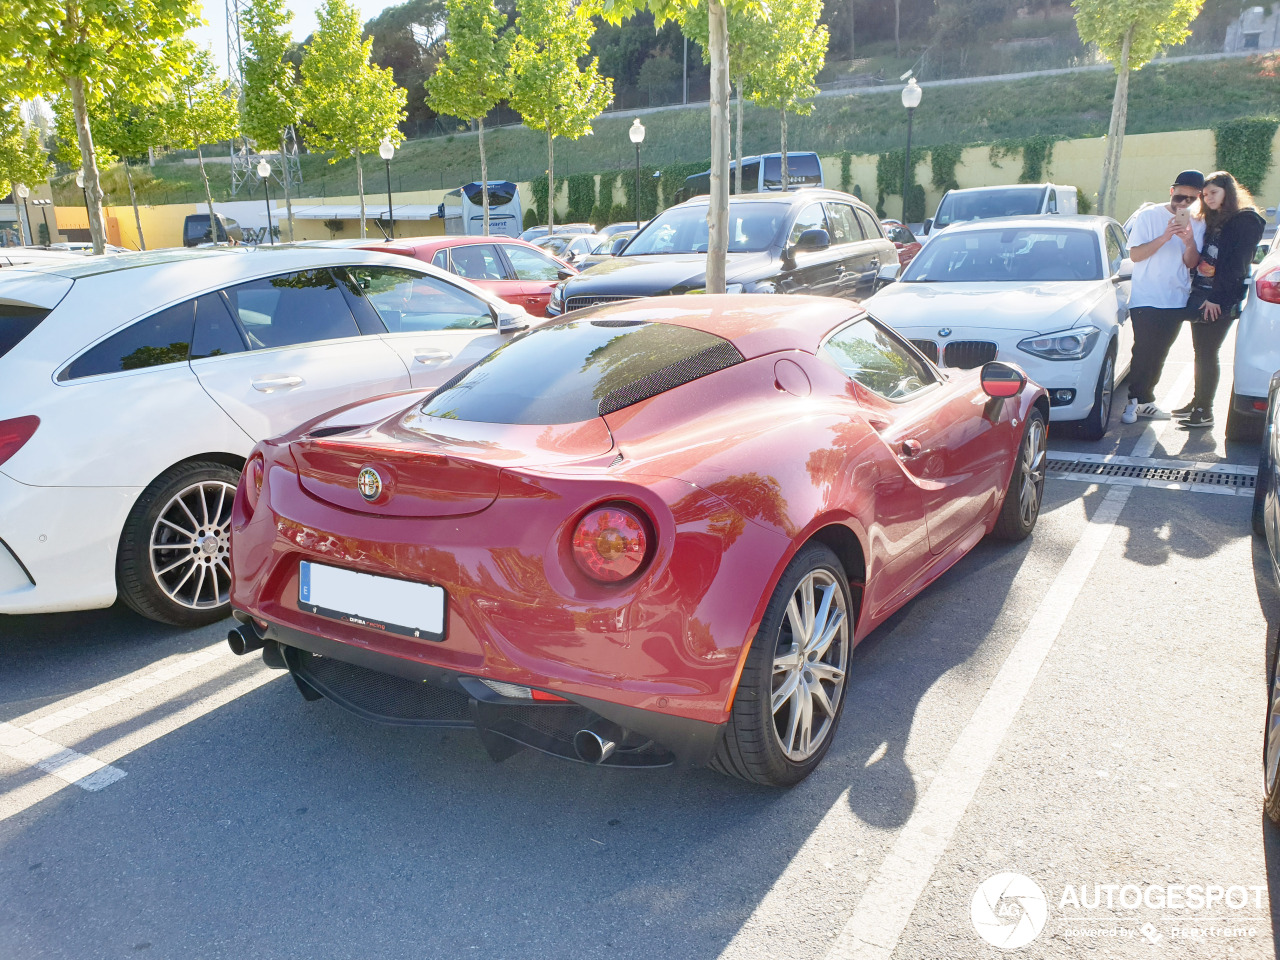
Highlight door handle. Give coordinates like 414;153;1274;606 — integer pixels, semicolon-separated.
413;349;453;365
250;375;304;392
898;439;923;460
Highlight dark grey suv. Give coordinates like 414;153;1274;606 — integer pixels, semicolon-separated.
546;189;897;316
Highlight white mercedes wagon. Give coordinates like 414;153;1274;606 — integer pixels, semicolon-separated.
0;247;531;625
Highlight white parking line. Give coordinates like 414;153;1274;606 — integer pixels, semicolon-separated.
0;723;125;791
820;485;1130;960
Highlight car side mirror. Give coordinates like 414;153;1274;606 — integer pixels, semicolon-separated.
494;303;531;332
794;228;830;252
980;361;1027;399
876;262;901;286
922;219;933;235
1113;258;1133;282
557;267;575;280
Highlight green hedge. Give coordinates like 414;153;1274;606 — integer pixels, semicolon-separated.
1213;116;1279;194
929;144;963;192
567;173;596;223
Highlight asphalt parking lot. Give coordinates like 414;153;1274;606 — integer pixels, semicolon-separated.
1;330;1277;960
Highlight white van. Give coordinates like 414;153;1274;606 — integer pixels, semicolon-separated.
923;183;1079;236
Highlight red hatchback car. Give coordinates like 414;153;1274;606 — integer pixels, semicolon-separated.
228;296;1048;786
353;236;575;317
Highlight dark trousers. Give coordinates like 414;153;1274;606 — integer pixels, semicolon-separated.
1127;306;1188;404
1189;311;1237;409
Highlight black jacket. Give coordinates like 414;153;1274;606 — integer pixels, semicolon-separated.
1192;209;1266;309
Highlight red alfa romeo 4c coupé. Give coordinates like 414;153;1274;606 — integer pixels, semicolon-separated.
228;295;1048;786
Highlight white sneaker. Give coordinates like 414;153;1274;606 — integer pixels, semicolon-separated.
1121;399;1139;424
1133;402;1171;420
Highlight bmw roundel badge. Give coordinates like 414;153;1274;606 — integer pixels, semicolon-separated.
357;467;383;502
938;327;952;338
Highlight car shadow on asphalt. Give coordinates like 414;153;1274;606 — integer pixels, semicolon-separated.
1249;533;1280;956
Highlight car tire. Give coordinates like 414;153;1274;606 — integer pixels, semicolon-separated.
1079;345;1116;441
1254;412;1273;539
1264;637;1280;825
710;542;853;787
990;409;1047;541
117;460;241;627
1227;395;1264;443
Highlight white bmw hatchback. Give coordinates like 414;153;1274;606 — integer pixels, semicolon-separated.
870;215;1133;439
0;247;531;625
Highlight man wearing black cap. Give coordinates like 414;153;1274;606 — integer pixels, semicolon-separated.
1120;169;1205;424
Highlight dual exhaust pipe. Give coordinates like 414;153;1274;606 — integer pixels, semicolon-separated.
227;622;286;669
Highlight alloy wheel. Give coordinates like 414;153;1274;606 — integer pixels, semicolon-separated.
1019;417;1047;527
771;569;850;761
149;480;236;611
1099;355;1114;424
1268;667;1280;798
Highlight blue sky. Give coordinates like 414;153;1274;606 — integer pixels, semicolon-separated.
190;0;397;73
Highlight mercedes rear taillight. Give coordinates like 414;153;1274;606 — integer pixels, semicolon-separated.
1257;265;1280;305
0;416;38;467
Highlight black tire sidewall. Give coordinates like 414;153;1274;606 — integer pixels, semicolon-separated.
1081;345;1116;441
117;460;241;627
992;410;1046;540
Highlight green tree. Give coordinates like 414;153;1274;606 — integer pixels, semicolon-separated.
603;0;764;293
0;103;51;244
163;47;241;248
54;87;164;249
744;0;827;191
302;0;408;238
0;0;199;253
242;0;304;240
426;0;511;235
508;0;613;234
365;0;449;137
1074;0;1202;216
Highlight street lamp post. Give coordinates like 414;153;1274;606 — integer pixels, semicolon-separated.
900;77;922;225
379;138;395;240
629;119;646;231
257;159;275;245
14;184;30;246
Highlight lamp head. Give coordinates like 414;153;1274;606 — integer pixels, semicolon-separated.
901;77;922;110
256;159;271;179
628;118;645;145
15;183;29;199
379;137;395;161
75;171;84;189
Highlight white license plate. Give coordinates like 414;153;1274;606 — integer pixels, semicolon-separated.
298;561;446;641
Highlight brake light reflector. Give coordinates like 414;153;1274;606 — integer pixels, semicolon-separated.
572;505;650;582
1258;266;1280;305
244;454;264;514
0;416;38;467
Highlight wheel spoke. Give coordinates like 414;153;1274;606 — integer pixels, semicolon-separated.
772;669;801;714
805;584;835;655
157;517;195;539
192;564;207;605
800;576;816;641
155;555;193;577
808;661;845;686
783;687;802;754
809;678;835;719
176;497;200;530
784;596;805;645
796;686;814;756
808;606;846;661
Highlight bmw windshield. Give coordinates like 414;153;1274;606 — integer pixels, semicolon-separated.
900;228;1103;283
623;202;789;256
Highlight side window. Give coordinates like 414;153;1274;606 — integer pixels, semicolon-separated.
742;160;761;192
448;243;508;281
1047;189;1059;214
1106;225;1128;273
825;203;864;245
190;292;247;360
348;265;496;333
788;203;829;247
822;317;937;401
432;249;449;270
62;300;195;380
503;244;562;281
222;269;362;349
854;208;884;240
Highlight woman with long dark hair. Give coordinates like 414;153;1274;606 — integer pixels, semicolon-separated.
1178;171;1266;428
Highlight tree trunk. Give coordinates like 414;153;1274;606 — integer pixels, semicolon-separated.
480;116;490;236
197;145;217;246
67;75;106;255
780;111;789;192
357;151;366;238
124;162;146;250
280;130;295;242
547;130;555;234
895;0;901;58
707;0;730;295
1098;25;1134;219
735;80;744;197
850;0;856;57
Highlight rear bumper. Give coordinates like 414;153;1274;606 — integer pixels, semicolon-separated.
238;610;724;767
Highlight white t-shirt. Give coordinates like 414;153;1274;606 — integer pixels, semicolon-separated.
1125;203;1206;309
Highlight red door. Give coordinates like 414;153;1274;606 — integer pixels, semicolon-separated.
498;243;572;317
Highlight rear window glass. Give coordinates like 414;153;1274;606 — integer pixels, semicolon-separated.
763;154;822;187
0;304;50;360
63;300;195;379
421;319;742;424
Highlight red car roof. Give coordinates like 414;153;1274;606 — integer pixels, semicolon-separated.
569;294;865;360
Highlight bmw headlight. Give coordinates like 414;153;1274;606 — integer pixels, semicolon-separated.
550;283;565;308
1017;325;1100;361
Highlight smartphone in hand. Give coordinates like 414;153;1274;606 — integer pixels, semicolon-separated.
1173;207;1191;229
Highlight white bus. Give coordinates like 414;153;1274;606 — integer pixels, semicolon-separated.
438;181;522;237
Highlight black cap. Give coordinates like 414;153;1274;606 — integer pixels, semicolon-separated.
1173;170;1205;189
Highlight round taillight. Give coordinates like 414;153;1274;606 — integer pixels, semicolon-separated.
244;455;264;514
571;505;649;583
